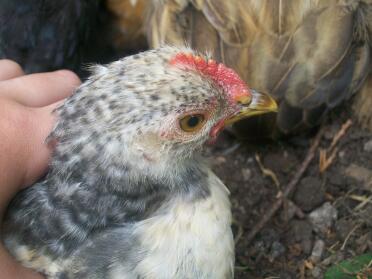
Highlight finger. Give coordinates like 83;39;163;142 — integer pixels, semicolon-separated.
0;100;30;212
0;70;81;107
0;99;60;193
0;59;24;81
22;104;61;187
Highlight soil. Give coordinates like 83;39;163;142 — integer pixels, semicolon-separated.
206;105;372;278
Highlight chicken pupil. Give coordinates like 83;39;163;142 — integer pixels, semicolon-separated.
188;116;200;127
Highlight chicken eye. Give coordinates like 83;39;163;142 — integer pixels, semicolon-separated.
179;114;205;132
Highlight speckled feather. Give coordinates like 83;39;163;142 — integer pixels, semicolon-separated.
3;46;237;279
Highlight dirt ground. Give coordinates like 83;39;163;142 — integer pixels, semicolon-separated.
206;104;372;278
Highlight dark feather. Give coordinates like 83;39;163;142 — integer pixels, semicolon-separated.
0;0;99;73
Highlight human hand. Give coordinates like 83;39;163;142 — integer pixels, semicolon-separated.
0;60;81;279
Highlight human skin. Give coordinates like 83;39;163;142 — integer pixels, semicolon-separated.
0;60;81;279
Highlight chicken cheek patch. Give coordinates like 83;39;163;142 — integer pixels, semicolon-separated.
209;119;226;143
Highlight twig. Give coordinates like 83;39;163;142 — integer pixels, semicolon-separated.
304;260;314;270
340;224;360;250
327;241;340;253
319;147;338;173
246;127;324;244
255;153;280;190
329;119;353;151
282;199;305;222
233;219;244;245
349;195;372;211
366;259;372;269
319;119;352;173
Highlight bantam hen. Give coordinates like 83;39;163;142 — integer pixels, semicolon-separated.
146;0;372;137
3;46;277;279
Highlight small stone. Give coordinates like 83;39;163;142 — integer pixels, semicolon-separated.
288;220;313;254
301;239;314;255
269;241;286;262
281;200;299;221
241;168;252;181
328;172;345;187
309;202;338;234
294;177;325;212
321;256;332;266
344;164;372;182
251;240;267;255
364;139;372;152
344;164;372;192
251;229;280;258
338;150;345;159
311;266;323;279
310;239;326;263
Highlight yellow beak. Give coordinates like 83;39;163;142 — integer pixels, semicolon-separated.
224;90;278;125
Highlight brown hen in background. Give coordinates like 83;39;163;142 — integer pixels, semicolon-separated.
105;0;147;51
145;0;372;137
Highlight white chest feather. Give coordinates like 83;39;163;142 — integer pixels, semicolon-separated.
111;171;234;279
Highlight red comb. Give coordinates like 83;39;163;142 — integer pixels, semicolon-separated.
170;52;251;102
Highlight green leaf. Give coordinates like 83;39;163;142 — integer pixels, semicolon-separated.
324;253;372;279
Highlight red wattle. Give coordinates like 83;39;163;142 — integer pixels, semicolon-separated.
209;119;226;139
